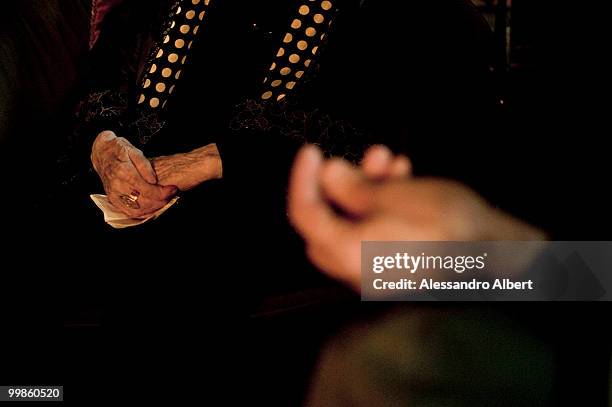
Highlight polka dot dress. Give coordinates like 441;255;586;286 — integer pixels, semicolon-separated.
137;0;211;111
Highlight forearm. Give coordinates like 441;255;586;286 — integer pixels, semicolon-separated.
184;143;223;181
152;143;223;191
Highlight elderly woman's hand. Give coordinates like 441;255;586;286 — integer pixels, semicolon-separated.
91;131;178;218
151;143;223;191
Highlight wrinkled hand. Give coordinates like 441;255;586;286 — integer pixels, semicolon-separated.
288;145;545;290
91;131;178;218
151;143;223;191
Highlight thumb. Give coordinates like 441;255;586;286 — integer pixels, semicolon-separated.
288;145;352;242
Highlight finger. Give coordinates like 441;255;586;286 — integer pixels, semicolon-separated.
109;189;168;219
389;155;412;178
119;163;177;200
288;145;353;244
127;147;158;184
96;130;117;145
129;194;169;215
113;139;132;162
320;158;377;217
108;193;142;218
361;145;393;180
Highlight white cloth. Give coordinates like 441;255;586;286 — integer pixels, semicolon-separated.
90;194;179;229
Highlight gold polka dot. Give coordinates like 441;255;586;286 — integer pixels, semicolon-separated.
171;21;176;29
188;41;193;49
193;26;200;34
280;67;291;75
276;48;285;57
192;0;200;5
175;39;185;49
320;33;327;41
271;79;282;87
138;94;145;104
156;82;166;92
321;1;332;10
143;79;151;88
311;46;319;55
299;5;310;15
199;11;205;20
291;19;302;29
314;14;324;24
168;53;179;63
289;54;300;63
205;0;210;4
297;40;308;50
156;49;164;58
186;10;196;19
149;64;157;73
277;94;286;101
263;77;268;84
163;35;170;44
295;70;305;78
176;6;182;14
180;25;190;34
304;59;312;67
162;68;172;78
286;81;296;89
150;98;160;108
181;55;188;64
169;85;176;94
175;70;182;80
305;27;316;37
283;33;293;43
270;62;277;70
262;91;273;100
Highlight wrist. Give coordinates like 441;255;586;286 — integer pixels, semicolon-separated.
188;143;222;181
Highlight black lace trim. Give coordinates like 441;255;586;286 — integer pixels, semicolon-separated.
74;89;167;147
230;98;372;163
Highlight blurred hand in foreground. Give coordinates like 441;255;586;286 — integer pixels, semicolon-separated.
288;145;546;290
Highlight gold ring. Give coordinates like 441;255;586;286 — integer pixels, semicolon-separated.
119;191;141;209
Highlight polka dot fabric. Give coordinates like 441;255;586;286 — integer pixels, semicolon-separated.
136;0;337;113
137;0;211;110
261;0;336;102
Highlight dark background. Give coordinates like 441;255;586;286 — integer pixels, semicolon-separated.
1;1;611;405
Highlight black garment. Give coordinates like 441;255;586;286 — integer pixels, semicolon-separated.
73;0;496;301
61;6;497;403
